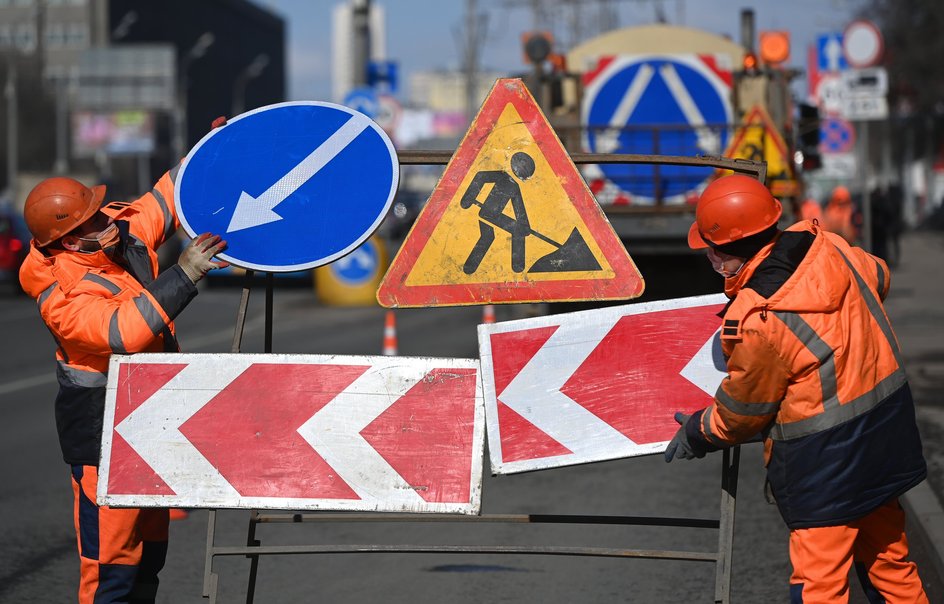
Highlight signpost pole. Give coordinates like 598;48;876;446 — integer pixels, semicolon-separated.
243;275;276;601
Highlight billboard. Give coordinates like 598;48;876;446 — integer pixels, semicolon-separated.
71;111;156;157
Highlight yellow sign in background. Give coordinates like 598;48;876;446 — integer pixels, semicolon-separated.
723;105;798;197
405;103;614;286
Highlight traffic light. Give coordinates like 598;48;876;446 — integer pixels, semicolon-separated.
521;31;553;65
797;102;822;171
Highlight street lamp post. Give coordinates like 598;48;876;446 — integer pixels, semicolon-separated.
173;32;214;160
231;53;269;116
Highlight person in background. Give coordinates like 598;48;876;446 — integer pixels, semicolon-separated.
886;183;905;267
822;185;858;244
798;196;822;223
18;170;228;604
869;185;892;263
666;174;928;603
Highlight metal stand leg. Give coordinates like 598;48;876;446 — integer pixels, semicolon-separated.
714;446;741;604
203;270;258;601
245;510;261;604
230;270;254;354
203;510;220;603
245;274;272;603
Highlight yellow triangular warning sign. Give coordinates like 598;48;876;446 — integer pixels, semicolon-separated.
722;105;798;197
377;78;644;307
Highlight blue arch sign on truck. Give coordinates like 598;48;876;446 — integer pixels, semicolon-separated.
582;54;733;205
175;101;398;272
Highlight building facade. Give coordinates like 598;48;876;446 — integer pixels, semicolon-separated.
1;0;285;197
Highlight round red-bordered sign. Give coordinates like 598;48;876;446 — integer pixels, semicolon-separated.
843;20;884;68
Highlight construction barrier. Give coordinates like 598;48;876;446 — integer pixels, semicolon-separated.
106;151;767;603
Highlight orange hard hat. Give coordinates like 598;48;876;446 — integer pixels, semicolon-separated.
23;177;106;247
830;185;851;204
687;175;782;250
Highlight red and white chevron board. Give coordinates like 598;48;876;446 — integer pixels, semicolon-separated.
477;294;728;474
98;353;484;514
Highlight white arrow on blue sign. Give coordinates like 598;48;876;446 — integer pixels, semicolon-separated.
817;33;848;72
175;101;399;272
582;54;732;203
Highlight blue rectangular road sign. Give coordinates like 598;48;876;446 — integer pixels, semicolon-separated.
817;33;848;72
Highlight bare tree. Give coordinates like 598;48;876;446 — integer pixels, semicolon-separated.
864;0;944;114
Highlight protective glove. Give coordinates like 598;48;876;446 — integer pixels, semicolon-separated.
178;233;229;284
664;412;700;463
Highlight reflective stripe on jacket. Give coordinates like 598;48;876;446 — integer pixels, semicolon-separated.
19;167;198;465
696;221;926;529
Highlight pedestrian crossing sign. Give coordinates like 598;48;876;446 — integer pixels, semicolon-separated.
376;78;644;307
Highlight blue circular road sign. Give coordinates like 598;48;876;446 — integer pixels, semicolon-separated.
343;87;379;119
175;101;398;272
820;116;855;154
583;55;732;203
330;238;380;285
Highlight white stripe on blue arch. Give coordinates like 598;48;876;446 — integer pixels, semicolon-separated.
582;54;733;205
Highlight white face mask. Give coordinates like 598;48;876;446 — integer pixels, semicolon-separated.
707;247;746;278
77;223;120;255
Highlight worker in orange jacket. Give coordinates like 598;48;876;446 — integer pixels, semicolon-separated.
797;196;822;223
667;175;928;603
822;185;858;244
19;169;228;604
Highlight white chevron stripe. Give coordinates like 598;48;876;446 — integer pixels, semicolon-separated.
500;318;633;457
298;360;429;506
114;359;255;502
659;62;722;155
680;328;727;396
595;63;654;153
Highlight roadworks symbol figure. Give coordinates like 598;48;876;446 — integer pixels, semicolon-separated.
460;151;601;275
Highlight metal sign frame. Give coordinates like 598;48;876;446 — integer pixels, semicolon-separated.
198;152;766;604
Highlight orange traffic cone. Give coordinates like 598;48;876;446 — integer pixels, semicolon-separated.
482;304;496;324
382;310;398;356
169;508;189;521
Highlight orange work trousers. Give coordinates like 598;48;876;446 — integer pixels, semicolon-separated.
788;498;928;603
71;465;169;604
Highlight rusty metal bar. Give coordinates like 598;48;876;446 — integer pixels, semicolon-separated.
396;149;766;180
252;512;718;529
230;270;255;353
210;543;719;563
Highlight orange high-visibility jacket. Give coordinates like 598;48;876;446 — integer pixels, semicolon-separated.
19;167;198;465
687;221;926;528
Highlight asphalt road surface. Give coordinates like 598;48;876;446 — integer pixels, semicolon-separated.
1;234;941;603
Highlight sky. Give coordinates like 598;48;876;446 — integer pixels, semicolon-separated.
253;0;867;102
